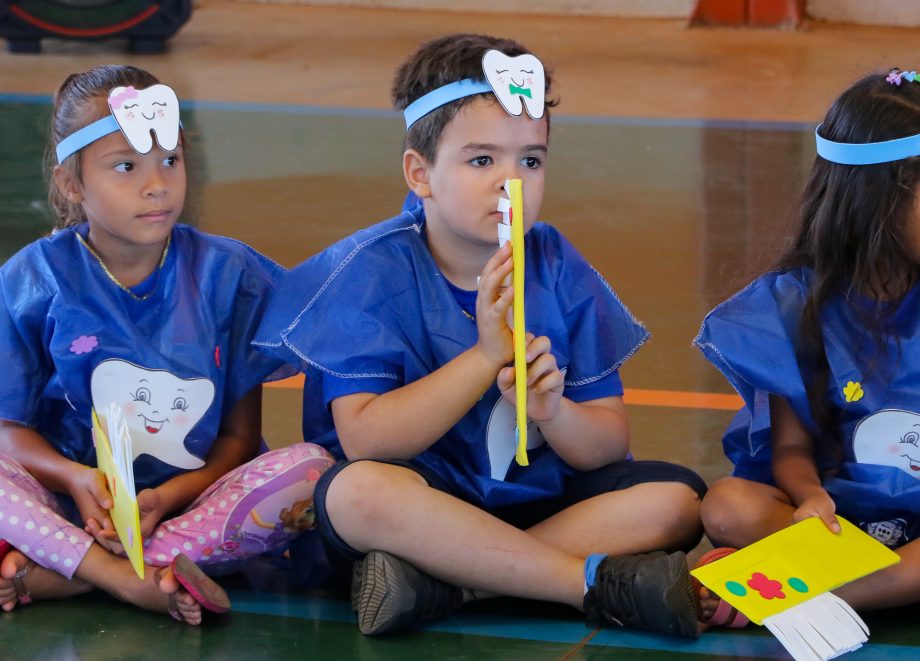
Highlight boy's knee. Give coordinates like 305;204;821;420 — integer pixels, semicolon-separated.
323;461;425;524
659;483;704;547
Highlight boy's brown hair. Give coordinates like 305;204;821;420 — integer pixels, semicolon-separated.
392;33;557;163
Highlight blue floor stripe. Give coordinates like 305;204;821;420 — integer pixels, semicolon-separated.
228;590;918;659
0;92;811;132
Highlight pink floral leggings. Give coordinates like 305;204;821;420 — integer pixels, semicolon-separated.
0;443;334;579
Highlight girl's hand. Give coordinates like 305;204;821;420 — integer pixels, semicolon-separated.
475;243;515;366
497;333;565;422
67;463;115;543
793;489;841;533
84;518;123;555
137;487;166;539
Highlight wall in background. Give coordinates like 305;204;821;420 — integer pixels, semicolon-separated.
807;0;920;28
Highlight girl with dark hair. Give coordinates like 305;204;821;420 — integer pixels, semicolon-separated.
0;65;333;622
696;68;920;615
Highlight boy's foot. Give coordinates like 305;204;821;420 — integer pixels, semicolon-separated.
584;551;699;639
0;544;91;611
351;550;463;635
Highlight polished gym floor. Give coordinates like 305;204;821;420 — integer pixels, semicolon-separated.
0;1;919;658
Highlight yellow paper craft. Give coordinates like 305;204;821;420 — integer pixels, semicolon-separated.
506;178;529;467
92;405;145;579
692;516;899;661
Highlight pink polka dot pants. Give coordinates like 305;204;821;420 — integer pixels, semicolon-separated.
0;455;94;579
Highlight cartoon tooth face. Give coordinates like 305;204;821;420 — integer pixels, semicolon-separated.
852;409;920;480
108;84;180;155
90;359;214;469
482;49;546;120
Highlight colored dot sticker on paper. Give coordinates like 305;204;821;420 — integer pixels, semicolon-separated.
748;571;786;599
725;580;747;597
788;577;809;593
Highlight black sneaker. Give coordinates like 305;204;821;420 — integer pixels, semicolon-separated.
351;550;464;635
583;551;699;639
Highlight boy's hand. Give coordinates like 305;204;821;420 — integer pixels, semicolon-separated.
475;243;515;366
497;333;565;422
793;489;841;534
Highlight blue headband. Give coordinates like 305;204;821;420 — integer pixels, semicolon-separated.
56;84;183;163
815;124;920;165
403;78;493;129
56;115;121;163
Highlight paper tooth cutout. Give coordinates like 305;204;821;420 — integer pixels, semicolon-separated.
483;50;545;120
691;517;900;661
108;84;180;155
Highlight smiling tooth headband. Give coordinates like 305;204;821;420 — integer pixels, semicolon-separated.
56;84;181;163
403;49;546;129
815;69;920;166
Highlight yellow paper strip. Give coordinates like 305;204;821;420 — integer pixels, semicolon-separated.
92;408;145;579
508;178;528;466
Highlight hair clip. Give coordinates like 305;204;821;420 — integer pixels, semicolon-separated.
886;69;918;87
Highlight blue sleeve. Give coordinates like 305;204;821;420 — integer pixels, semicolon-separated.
693;269;816;469
536;227;646;402
253;219;423;387
220;242;297;407
694;271;813;424
0;256;54;425
568;369;623;401
321;373;399;407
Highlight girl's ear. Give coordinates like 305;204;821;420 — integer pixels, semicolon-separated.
53;164;84;204
402;149;432;199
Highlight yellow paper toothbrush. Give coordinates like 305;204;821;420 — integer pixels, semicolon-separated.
506;178;529;466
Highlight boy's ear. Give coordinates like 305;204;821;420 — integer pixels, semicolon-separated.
53;165;84;204
402;149;432;199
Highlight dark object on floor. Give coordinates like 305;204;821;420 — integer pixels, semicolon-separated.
0;0;192;54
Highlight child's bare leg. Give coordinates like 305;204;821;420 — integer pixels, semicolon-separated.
835;537;920;610
700;477;794;547
703;478;920;612
0;548;92;610
72;545;205;625
326;461;584;607
526;481;702;557
697;477;794;621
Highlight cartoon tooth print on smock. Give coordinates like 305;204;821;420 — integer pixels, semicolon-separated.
90;359;214;469
852;409;920;479
108;84;180;155
482;50;545;120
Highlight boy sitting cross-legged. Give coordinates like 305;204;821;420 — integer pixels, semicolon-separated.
255;33;707;637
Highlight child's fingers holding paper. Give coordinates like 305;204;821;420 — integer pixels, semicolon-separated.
69;465;113;524
497;366;518;405
84;518;123;554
